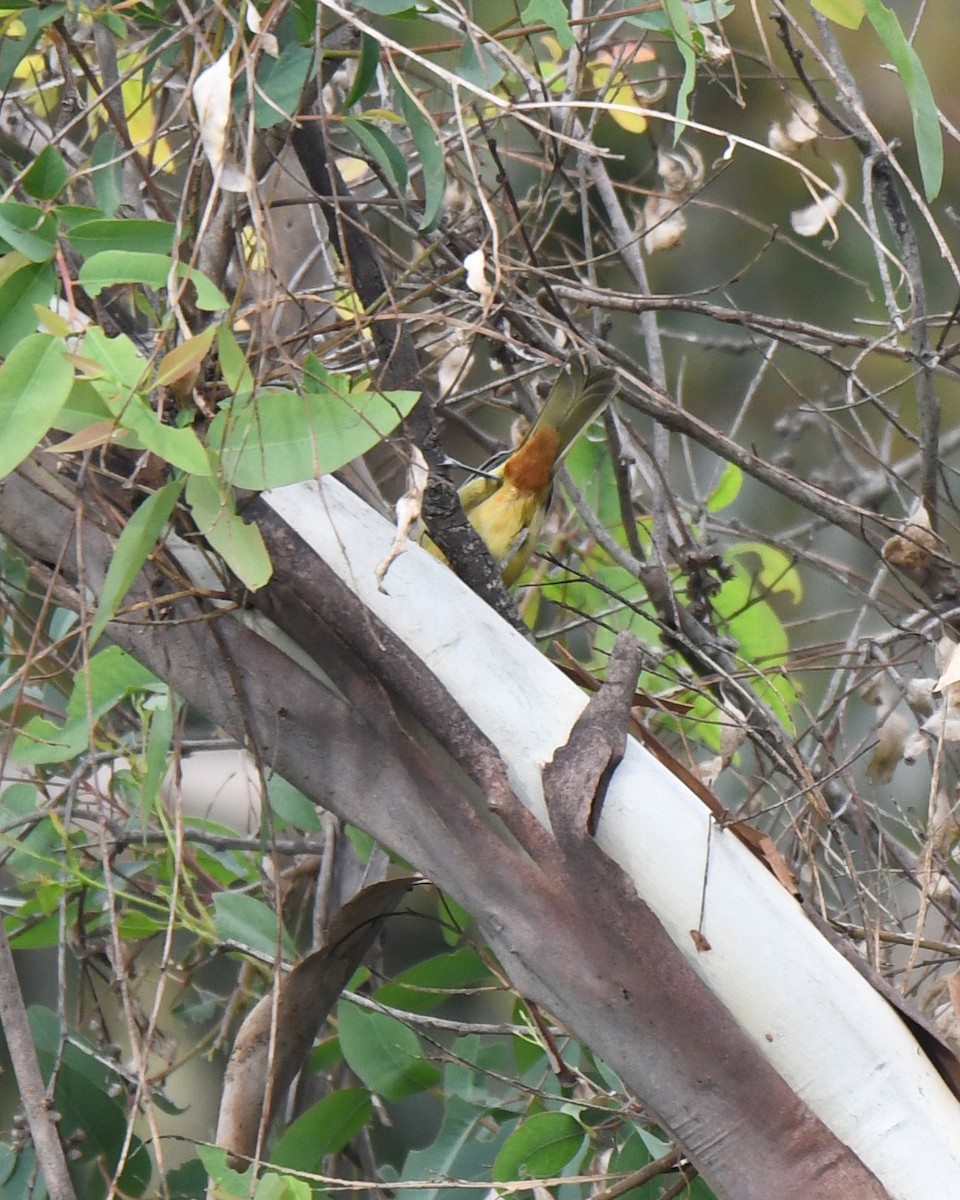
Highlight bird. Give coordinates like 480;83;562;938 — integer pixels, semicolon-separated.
424;363;618;584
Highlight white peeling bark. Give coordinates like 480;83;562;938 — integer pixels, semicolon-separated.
266;476;960;1200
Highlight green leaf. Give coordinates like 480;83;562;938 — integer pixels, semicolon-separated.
397;1094;512;1200
247;41;315;128
207;382;419;489
626;1;733;30
375;949;489;1015
267;775;322;832
358;0;418;12
0;785;65;883
79;250;229;311
520;0;573;50
713;566;787;660
342;115;409;197
53;378;115;433
212;891;296;958
609;1131;659;1200
456;38;505;89
68;218;177;258
217;325;255;402
89;131;125;217
11;647;161;764
395;83;445;232
0;201;57;262
0;259;55;356
0;333;74;478
140;687;174;818
112;396;211;473
254;1174;312;1200
75;331;212;472
862;0;942;199
117;909;170;939
344;32;381;108
493;1111;585;1181
88;479;184;648
167;1158;211;1200
661;0;696;137
81;327;149;389
337;1000;440;1100
21;145;69;201
9;909;66;949
198;1144;255;1198
706;461;742;512
29;1007;152;1196
55;205;108;230
185;473;273;590
272;1088;372;1170
811;0;864;28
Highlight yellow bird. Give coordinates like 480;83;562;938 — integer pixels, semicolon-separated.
425;364;618;584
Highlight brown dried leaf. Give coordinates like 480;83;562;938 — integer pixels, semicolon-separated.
216;875;418;1167
883;501;944;573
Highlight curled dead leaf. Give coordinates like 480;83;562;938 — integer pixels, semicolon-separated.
463;247;494;304
867;711;910;783
216;876;417;1169
192;52;247;192
935;640;960;698
883;501;944;574
640;147;703;253
790;163;846;239
768;98;819;155
905;678;937;718
377;446;429;587
436;337;471;398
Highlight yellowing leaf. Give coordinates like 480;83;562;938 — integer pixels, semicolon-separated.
121;72;176;173
707;462;743;512
13;52;45;81
606;84;648;134
811;0;864;28
46;419;120;453
727;542;803;605
154;324;217;389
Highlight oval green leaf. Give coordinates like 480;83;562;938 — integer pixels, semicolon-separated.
88;478;184;648
79;250;228;310
21;145;69;201
337;1000;439;1100
212;891;295;959
0;334;74;478
207;383;419;489
68;218;177;257
272;1088;372;1171
493;1111;585;1182
396;83;445;231
0;201;57;262
0;259;55;356
185;473;273;590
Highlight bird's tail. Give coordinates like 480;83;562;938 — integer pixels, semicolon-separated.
530;364;619;462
